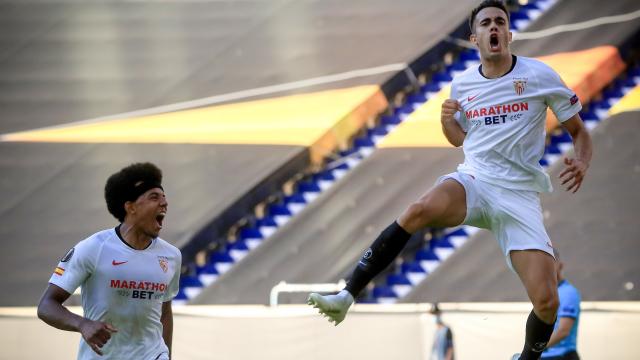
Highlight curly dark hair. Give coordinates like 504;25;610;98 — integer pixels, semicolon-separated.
104;162;163;222
469;0;510;33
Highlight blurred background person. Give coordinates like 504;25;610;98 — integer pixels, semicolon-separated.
542;248;581;360
430;303;455;360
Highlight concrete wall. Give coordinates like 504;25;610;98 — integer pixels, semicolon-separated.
1;303;637;360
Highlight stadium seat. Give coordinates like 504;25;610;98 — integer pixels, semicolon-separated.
387;273;413;298
401;262;428;285
229;240;250;262
407;92;427;105
380;114;402;126
415;248;440;273
180;275;204;299
432;71;453;84
372;285;397;303
354;136;375;149
210;251;235;274
420;82;441;94
173;288;189;304
196;263;219;286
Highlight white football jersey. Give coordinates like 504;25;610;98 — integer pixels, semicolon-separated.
49;227;181;360
452;55;581;192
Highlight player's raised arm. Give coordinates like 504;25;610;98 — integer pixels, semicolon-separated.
441;99;466;147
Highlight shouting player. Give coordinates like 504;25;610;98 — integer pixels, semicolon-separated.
38;162;182;359
308;2;592;360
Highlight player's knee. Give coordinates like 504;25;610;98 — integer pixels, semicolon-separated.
533;291;559;318
401;201;436;232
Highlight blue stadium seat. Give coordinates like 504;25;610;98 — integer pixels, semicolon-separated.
550;131;572;145
329;161;351;171
369;126;389;137
180;275;203;288
447;228;468;237
313;170;336;182
395;102;415;115
415;248;439;261
509;8;529;22
256;217;277;228
372;285;397;299
239;227;264;250
230;240;249;251
209;251;234;264
229;239;250;261
298;181;321;193
239;227;263;240
209;250;235;274
459;50;480;62
446;62;467;72
545;143;562;155
432;71;453;83
401;262;426;274
196;263;219;286
604;87;624;99
355;137;375;148
174;288;189;301
520;2;540;10
387;273;413;298
268;204;292;216
407;92;427;104
420;82;441;93
387;273;412;286
590;98;612;111
579;108;598;121
380;114;402;125
338;148;358;157
509;10;530;30
196;263;219;275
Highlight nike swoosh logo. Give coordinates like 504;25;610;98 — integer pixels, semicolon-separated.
112;260;128;266
467;94;479;102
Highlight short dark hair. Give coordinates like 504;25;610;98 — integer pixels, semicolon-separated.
469;0;510;33
104;162;163;222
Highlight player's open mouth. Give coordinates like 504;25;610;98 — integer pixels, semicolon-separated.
490;33;500;51
156;212;165;228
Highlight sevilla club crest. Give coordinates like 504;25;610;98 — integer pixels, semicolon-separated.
513;78;527;95
158;256;169;273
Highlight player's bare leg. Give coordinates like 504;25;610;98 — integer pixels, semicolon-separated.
307;179;466;325
511;250;559;360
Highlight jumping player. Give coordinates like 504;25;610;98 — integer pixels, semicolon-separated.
307;2;592;360
37;162;182;359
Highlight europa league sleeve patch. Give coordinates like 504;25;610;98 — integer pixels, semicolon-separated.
569;94;579;106
61;247;75;262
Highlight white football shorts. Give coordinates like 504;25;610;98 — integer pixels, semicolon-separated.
438;171;555;271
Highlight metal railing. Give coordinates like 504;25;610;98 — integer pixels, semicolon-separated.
269;280;346;307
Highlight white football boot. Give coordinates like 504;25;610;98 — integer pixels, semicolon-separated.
307;290;354;326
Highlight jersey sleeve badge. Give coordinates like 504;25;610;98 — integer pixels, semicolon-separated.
54;266;65;276
570;94;579;105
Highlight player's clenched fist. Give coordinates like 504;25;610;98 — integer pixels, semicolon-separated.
441;99;462;124
79;319;118;355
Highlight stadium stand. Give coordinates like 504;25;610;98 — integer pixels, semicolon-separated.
1;0;638;308
0;0;479;306
191;0;640;305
